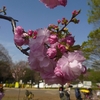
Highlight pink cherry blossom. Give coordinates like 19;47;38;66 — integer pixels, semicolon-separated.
57;44;66;53
59;0;67;6
46;48;57;58
28;30;33;37
50;42;59;48
14;26;24;36
65;34;75;46
14;26;29;46
40;0;67;9
40;71;67;85
28;28;56;73
81;65;87;74
57;19;61;24
48;34;58;44
28;30;37;39
54;50;86;81
72;10;79;16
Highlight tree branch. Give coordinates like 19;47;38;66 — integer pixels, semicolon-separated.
0;14;30;56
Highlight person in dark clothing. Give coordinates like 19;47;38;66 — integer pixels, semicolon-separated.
64;89;70;100
84;88;93;99
64;84;71;100
59;86;64;98
59;86;70;100
75;87;82;100
88;88;93;97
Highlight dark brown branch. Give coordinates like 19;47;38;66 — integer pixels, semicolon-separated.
0;14;18;22
59;10;81;32
0;14;30;56
59;16;74;32
15;45;29;56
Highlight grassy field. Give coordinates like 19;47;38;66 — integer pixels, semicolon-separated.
2;88;75;100
2;88;100;100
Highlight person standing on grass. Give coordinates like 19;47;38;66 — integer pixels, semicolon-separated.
64;88;70;100
75;87;82;100
64;83;71;100
59;86;70;100
59;86;66;100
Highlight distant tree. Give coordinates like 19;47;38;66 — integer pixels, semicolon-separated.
86;69;100;83
82;28;100;69
11;60;42;88
0;44;12;63
78;68;100;83
0;44;13;82
11;61;28;82
23;67;42;88
22;67;35;83
33;71;42;88
0;61;12;82
88;0;100;27
82;0;100;69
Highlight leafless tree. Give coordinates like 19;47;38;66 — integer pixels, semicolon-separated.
11;61;28;82
0;44;13;82
0;44;12;63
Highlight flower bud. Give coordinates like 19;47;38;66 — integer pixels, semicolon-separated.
57;44;66;53
71;18;80;24
28;30;33;37
46;48;57;59
65;35;75;46
57;19;61;24
61;18;68;25
48;34;58;44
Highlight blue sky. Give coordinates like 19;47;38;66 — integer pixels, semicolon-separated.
0;0;93;62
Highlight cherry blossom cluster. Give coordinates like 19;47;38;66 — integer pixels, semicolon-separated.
14;8;86;85
1;1;88;100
